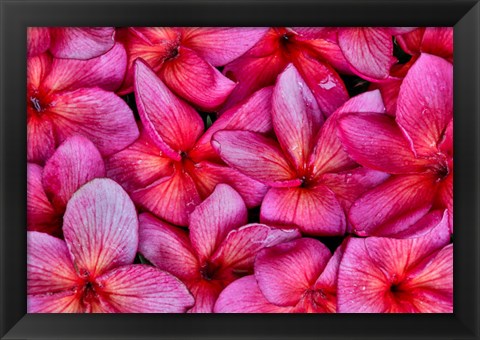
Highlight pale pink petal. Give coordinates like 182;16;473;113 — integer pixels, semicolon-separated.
396;53;453;156
28;291;83;313
96;265;194;313
260;185;346;236
338;28;395;81
159;47;236;110
337;112;432;174
48;87;139;157
43;136;105;212
421;28;453;60
63;179;138;278
131;168;201;226
138;213;199;281
134;59;204;160
212;130;300;187
27;115;56;164
181;27;269;66
214;276;294;313
255;238;331;306
189;184;247;262
272;64;323;170
187;280;224;313
27;27;50;57
49;27;115;60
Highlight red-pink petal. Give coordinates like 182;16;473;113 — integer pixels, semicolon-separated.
260;185;346;236
338;28;395;81
134;59;204;160
43;135;105;212
49;27;115;60
272;64;323;170
95;265;194;313
27;27;50;57
390;210;448;239
28;291;83;313
421;28;453;60
396;53;453;156
189;184;248;262
255;238;331;306
27;115;56;164
304;38;352;75
138;213;199;281
396;28;425;55
63;179;138;278
181;27;268;66
159;47;236;110
27;53;52;91
212;130;300;187
187;280;224;313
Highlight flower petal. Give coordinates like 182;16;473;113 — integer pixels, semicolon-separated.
43;136;105;212
27;114;56;164
134;59;204;160
420;27;453;60
63;179;138;278
49;27;115;60
159;47;236;110
255;238;331;306
187;280;224;313
28;291;83;313
27;27;50;57
260;185;346;236
212;130;300;187
181;27;269;66
396;53;453;156
95;265;194;313
189;184;247;262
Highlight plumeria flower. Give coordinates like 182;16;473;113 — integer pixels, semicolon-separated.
27;27;115;59
337;211;452;312
138;184;300;313
106;60;270;226
27;135;105;236
27;44;139;164
337;53;453;236
28;178;194;313
117;27;268;110
213;65;387;235
215;238;344;313
221;27;350;115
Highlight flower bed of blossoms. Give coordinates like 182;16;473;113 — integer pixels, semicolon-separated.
27;27;453;313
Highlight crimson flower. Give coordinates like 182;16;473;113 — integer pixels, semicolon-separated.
138;184;299;312
215;238;343;313
28;179;194;313
27;136;105;236
338;53;453;236
337;212;452;312
213;65;387;235
106;60;270;226
117;27;268;110
27;44;139;164
27;27;115;59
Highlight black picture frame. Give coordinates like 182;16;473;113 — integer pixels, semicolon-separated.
1;0;479;339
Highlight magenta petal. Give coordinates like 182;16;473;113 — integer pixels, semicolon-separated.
63;179;138;277
260;185;346;236
27;27;50;57
27;115;56;164
390;210;448;239
28;291;83;313
43;136;105;211
159;47;236;110
181;27;269;66
134;59;204;160
272;64;323;170
255;238;331;306
138;213;199;281
212;130;300;187
214;276;294;313
49;27;115;60
421;28;453;60
187;280;224;313
396;53;453;156
96;265;194;313
338;28;395;81
190;184;248;262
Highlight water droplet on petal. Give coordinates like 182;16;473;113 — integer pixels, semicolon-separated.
318;75;336;90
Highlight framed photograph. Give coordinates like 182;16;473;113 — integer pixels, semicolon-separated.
1;0;479;339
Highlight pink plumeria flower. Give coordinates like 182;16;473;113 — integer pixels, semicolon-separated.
27;27;115;59
215;238;344;313
222;27;350;115
28;178;194;313
27;135;105;236
106;60;270;226
138;184;300;313
337;211;452;313
27;44;139;164
117;27;268;110
338;53;453;236
213;65;387;236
